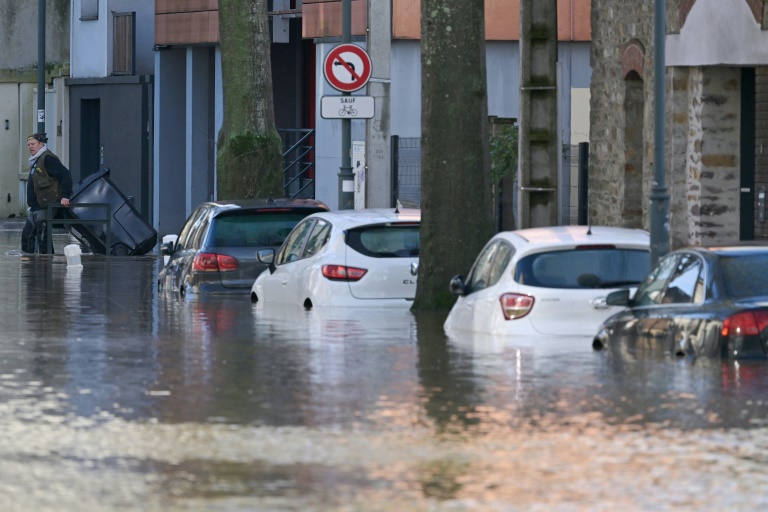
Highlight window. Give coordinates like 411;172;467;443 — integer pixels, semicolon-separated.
209;211;312;248
113;12;136;75
661;255;704;304
633;254;680;306
345;224;420;258
303;220;331;258
465;240;515;294
514;248;649;289
720;253;768;298
81;0;98;20
175;207;208;252
276;219;315;265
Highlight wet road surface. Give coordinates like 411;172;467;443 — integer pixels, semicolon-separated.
0;220;767;510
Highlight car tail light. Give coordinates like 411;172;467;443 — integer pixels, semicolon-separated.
722;310;768;337
192;253;239;272
322;264;367;281
499;293;535;320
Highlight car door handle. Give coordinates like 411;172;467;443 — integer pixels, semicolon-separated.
590;297;609;309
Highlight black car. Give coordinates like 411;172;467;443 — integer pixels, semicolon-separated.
592;246;768;359
158;198;329;296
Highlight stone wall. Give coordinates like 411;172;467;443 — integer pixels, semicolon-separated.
588;0;656;227
591;0;764;247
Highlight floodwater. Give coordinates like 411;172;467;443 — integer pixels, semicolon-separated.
0;221;768;511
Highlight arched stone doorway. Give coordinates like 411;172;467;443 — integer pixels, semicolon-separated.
621;41;645;229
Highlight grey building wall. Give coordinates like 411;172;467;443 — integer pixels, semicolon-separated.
0;0;69;71
67;75;153;218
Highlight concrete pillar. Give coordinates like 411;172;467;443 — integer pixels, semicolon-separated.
365;0;392;207
186;47;212;213
518;0;558;228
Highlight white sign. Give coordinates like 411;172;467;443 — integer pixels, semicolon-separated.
37;109;45;123
321;96;375;119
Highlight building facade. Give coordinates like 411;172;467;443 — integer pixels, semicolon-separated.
589;0;768;247
0;0;69;218
153;0;593;236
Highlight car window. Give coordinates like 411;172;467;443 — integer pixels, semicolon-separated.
276;219;316;265
661;254;704;304
633;254;680;306
720;253;768;298
465;240;515;294
303;219;331;258
345;224;420;258
513;248;649;289
209;211;315;248
175;206;207;251
190;215;210;250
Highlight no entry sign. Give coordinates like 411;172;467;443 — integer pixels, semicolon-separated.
323;44;372;93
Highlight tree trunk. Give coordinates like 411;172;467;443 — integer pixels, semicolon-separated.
217;0;283;200
413;0;494;310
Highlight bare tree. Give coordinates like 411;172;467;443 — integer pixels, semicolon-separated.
413;0;494;310
217;0;283;199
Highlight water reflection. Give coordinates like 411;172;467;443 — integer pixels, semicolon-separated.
0;225;766;509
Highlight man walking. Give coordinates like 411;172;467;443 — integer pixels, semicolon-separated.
21;133;73;254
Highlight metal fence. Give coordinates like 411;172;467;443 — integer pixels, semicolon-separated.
279;128;315;199
391;135;421;207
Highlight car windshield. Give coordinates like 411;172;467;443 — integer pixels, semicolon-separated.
514;248;650;289
209;211;319;248
346;224;420;258
720;253;768;298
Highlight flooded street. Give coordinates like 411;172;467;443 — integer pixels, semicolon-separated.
0;220;767;511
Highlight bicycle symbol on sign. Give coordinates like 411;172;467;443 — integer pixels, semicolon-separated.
338;104;358;117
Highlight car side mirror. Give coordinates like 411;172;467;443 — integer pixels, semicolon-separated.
256;248;276;273
449;275;467;297
605;289;631;307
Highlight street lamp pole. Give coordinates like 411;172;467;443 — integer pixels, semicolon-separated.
649;0;670;267
337;0;354;209
37;0;46;135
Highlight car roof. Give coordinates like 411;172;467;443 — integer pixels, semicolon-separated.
306;208;421;227
199;197;330;215
494;225;650;252
680;245;768;257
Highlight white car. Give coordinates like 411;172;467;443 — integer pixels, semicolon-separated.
443;226;650;337
251;208;420;308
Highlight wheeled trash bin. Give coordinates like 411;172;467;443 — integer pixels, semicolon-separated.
64;168;157;256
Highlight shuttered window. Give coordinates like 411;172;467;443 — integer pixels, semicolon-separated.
113;12;135;75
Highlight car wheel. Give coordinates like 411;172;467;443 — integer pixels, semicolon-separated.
303;298;313;310
251;292;259;304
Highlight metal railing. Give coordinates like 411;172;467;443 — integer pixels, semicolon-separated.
45;203;112;255
279;128;315;199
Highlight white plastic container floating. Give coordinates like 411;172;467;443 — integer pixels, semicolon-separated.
64;244;83;268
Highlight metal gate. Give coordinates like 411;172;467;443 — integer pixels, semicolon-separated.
391;135;421;207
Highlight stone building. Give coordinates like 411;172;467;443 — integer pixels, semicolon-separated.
589;0;768;247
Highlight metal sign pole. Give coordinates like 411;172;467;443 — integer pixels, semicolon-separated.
338;0;354;209
649;0;670;268
37;0;46;134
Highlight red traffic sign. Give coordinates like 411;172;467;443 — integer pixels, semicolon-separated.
323;44;372;93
